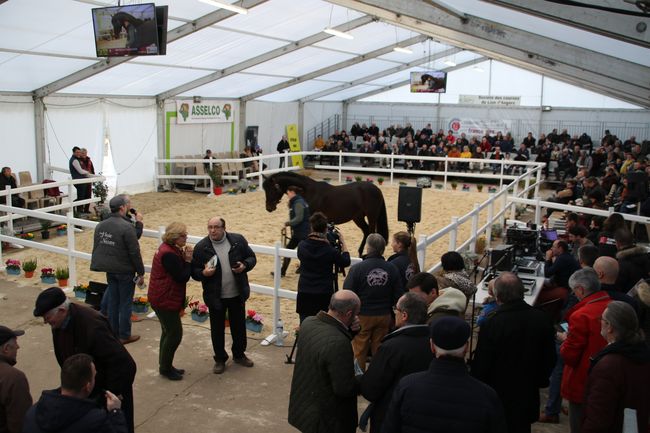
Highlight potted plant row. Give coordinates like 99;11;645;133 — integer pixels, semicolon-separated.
41;268;56;284
55;267;69;287
5;259;21;275
189;300;209;322
73;283;89;299
208;164;224;195
41;220;52;239
245;309;264;333
22;259;37;278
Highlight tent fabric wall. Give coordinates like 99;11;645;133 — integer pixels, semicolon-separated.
105;100;157;194
0;96;36;181
246;101;299;162
44;97;104;184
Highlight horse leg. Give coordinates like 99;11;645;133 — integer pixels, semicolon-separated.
353;215;371;256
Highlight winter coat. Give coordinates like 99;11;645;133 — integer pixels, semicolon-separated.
0;358;31;433
343;254;403;316
615;246;650;293
560;291;611;403
582;340;650;433
148;242;190;311
287;195;310;240
360;325;433;433
288;312;358;433
297;236;350;295
90;213;144;276
471;299;556;430
387;251;415;289
22;389;127;433
383;356;507;433
51;304;136;399
190;232;256;310
434;270;477;302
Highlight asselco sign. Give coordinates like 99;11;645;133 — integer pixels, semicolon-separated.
192;105;221;116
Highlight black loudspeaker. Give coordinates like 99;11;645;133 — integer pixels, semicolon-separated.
85;281;108;310
398;186;422;224
489;244;514;271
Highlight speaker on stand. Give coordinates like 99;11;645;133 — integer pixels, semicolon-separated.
398;186;422;236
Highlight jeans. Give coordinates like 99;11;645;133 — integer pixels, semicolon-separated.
153;308;183;373
544;340;564;416
106;272;136;340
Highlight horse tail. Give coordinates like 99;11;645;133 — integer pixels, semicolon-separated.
377;196;389;242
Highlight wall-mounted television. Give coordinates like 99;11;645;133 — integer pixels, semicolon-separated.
410;71;447;93
92;3;166;57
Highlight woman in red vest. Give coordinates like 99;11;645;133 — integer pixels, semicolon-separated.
148;222;193;380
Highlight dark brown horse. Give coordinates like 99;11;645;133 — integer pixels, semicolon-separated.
263;172;389;256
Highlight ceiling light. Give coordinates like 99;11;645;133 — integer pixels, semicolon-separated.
444;59;456;67
393;46;413;54
198;0;248;15
324;27;354;40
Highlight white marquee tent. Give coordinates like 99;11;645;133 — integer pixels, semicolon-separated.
1;0;649;193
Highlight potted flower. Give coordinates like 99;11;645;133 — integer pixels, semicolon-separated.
488;186;498;193
245;309;264;332
227;187;238;195
491;223;503;239
435;184;443;189
476;184;484;192
366;178;374;183
207;164;224;195
40;268;56;284
41;220;52;239
398;181;407;186
248;184;258;192
181;295;192;317
92;178;110;219
189;300;209;323
56;225;67;236
377;177;384;185
132;296;149;314
73;283;89;299
451;181;458;190
55;267;69;287
354;176;362;182
22;259;37;278
345;176;353;183
462;183;470;191
17;232;34;240
5;259;21;275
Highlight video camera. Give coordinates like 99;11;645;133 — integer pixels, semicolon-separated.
326;222;342;251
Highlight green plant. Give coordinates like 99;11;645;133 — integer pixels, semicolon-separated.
92;179;109;204
55;267;69;280
354;176;362;182
207;164;224;187
398;181;407;186
377;177;384;184
491;223;503;238
476;184;484;192
40;220;52;231
73;283;89;292
451;181;458;189
22;259;37;272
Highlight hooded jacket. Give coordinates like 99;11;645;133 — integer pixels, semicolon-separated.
22;389;127;433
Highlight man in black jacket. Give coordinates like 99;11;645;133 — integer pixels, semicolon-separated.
33;288;137;433
0;167;24;208
383;316;506;433
277;135;290;168
23;354;127;433
471;273;556;433
360;292;432;433
614;228;650;292
191;216;256;374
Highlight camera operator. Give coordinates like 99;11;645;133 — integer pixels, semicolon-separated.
296;212;351;323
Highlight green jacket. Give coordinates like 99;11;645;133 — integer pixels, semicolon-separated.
288;311;358;433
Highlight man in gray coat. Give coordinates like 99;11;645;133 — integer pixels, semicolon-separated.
288;290;361;433
90;194;145;344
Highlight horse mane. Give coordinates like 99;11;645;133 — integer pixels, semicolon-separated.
270;171;318;191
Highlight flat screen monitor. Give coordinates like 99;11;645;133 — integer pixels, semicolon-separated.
92;3;160;57
541;229;558;241
410;71;447;93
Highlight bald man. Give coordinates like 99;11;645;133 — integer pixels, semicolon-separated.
289;290;361;433
593;257;638;310
191;216;257;374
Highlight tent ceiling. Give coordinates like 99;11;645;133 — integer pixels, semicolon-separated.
0;0;647;107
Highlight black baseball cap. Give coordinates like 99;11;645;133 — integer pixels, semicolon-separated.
0;325;24;346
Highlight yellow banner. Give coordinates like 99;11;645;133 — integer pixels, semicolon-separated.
286;124;303;168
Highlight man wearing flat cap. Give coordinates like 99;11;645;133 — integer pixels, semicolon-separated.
0;325;32;433
382;316;506;433
34;287;137;433
91;193;145;344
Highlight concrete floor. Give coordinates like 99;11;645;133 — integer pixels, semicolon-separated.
1;277;568;432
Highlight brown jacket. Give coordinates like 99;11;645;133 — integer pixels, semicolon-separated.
0;358;32;433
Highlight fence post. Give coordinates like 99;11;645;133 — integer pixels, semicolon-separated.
443;160;448;189
158;225;165;245
501;186;508;226
257;156;263;188
499;162;504;189
67;211;76;289
389;154;394;185
535;165;542;198
449;217;458;251
5;185;14;236
67;180;74;214
417;234;427;272
487;193;495;245
338;151;343;182
535;197;542;228
263;241;283;346
510;181;519;220
470;203;480;253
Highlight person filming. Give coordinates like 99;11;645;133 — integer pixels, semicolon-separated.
296;212;351;323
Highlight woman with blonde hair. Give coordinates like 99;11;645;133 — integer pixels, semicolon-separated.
148;222;193;381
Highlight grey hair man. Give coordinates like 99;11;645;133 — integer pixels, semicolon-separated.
383;316;507;433
289;290;361;433
344;233;404;370
472;272;557;433
361;292;432;433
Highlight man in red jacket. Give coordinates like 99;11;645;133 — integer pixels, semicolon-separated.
558;268;611;433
